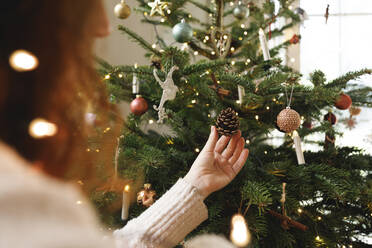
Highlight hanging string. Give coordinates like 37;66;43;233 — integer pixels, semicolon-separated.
284;84;295;108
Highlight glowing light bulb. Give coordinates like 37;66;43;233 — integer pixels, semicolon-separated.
195;148;200;153
167;9;171;14
149;120;154;124
266;106;270;110
264;151;268;154
315;236;321;241
255;115;259;120
317;216;322;220
240;24;245;28
211;51;216;55
194;51;199;55
105;74;110;80
230;47;235;52
244;31;248;35
223;35;228;40
191;99;196;104
152;44;157;49
160;18;165;22
231;61;236;65
118;73;123;78
230;214;251;247
29;118;58;139
76;200;83;205
9;50;39;72
246;140;250;144
124;185;130;192
298;208;303;213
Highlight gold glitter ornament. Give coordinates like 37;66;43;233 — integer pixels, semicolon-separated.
276;107;301;133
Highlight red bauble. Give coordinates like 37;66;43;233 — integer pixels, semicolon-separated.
335;93;352;110
324;112;337;125
302;120;313;129
290;34;300;44
130;95;148;116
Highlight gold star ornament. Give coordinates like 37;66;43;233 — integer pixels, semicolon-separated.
148;0;168;16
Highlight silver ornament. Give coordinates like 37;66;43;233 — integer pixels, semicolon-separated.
233;5;249;20
172;19;193;43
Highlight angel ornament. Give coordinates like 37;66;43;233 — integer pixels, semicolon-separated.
153;65;179;123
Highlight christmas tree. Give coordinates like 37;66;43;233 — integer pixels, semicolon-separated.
96;0;372;247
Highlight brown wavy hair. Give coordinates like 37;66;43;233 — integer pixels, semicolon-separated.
0;0;119;182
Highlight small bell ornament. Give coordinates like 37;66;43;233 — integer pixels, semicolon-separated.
114;0;131;19
172;19;193;43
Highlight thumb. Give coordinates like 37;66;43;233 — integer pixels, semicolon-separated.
203;126;218;152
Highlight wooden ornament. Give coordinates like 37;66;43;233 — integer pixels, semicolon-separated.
276;107;301;133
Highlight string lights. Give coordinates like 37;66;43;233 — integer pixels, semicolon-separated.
9;50;39;72
28;118;58;139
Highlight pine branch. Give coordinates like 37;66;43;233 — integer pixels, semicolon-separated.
182;59;229;75
216;0;224;29
188;42;215;59
118;25;162;56
325;69;372;89
188;0;213;14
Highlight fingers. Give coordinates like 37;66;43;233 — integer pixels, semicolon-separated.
222;131;241;158
228;137;244;165
203;126;219;152
215;135;231;153
232;149;249;175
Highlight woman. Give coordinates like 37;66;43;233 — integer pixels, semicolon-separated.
0;1;249;247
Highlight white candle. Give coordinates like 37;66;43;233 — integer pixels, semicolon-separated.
121;185;130;220
237;85;245;105
259;28;271;61
132;74;140;94
292;131;305;165
230;214;251;247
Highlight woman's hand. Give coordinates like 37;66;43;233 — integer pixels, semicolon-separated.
184;126;249;199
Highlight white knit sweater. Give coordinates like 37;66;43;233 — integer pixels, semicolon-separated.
0;143;212;248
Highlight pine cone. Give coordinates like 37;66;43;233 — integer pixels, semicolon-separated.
216;108;239;136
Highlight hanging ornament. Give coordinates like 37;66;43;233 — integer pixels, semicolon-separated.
153;66;179;123
324;112;337;125
289;34;300;45
258;28;270;61
130;95;148;116
267;183;308;231
210;29;232;58
302;119;313;129
335;93;352;110
172;19;193;43
277;84;301;133
137;184;156;207
132;74;140;94
325;4;330;24
216;108;240;136
114;0;131;19
349;106;362;116
277;108;301;133
230;214;251;247
148;0;168;16
233;5;249;20
345;117;357;130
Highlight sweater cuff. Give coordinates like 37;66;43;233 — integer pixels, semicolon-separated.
114;178;208;248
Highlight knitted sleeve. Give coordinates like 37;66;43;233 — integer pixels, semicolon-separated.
114;178;208;248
